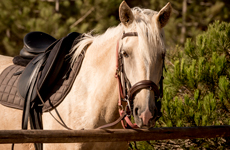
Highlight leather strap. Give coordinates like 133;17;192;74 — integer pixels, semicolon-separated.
117;32;140;129
122;32;138;39
117;32;139;101
128;80;160;101
96;112;126;129
22;53;47;129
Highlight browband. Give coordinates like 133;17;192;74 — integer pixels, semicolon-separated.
122;32;138;39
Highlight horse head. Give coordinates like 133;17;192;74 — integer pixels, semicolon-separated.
117;1;172;128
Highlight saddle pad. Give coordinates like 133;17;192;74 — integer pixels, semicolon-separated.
0;55;83;112
0;65;25;109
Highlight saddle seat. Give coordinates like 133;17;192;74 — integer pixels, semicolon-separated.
20;31;57;59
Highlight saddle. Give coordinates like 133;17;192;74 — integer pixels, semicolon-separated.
0;31;85;150
18;32;81;130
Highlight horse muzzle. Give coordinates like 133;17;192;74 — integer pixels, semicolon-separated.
128;80;161;128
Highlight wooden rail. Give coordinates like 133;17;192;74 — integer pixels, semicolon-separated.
0;125;230;143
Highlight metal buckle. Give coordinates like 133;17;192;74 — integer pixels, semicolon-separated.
115;69;120;78
118;104;124;111
122;97;132;116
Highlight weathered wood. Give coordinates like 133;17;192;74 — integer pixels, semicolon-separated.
0;126;230;143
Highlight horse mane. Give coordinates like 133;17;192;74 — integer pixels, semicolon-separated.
70;7;165;65
70;25;124;66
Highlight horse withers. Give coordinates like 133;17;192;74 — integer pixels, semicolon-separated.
0;1;172;150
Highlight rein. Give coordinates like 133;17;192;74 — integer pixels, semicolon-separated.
98;32;164;129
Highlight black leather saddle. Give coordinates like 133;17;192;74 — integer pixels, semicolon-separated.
16;32;81;150
20;31;57;59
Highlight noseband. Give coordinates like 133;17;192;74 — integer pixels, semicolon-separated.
97;32;164;129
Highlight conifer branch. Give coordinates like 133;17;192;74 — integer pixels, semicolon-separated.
166;60;175;67
70;7;95;29
181;86;193;96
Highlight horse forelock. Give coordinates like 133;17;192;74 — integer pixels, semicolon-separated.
131;7;166;63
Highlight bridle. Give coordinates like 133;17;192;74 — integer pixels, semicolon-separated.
98;32;165;129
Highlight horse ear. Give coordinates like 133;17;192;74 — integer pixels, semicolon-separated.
119;1;134;27
156;2;172;28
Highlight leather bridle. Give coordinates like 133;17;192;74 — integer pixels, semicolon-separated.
97;32;165;129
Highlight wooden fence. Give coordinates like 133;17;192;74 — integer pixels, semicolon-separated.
0;125;230;143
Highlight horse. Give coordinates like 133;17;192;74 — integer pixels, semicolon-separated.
0;1;172;150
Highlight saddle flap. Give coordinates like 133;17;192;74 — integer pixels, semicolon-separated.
37;32;81;92
17;53;48;100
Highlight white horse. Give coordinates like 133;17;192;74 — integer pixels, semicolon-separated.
0;1;172;150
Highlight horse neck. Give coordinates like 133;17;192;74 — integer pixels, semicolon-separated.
71;34;121;126
84;34;119;95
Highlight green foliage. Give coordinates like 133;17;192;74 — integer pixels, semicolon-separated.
161;21;230;127
152;21;230;149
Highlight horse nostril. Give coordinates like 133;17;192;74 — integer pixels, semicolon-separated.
135;107;138;116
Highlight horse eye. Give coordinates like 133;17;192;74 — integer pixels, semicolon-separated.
121;50;129;58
